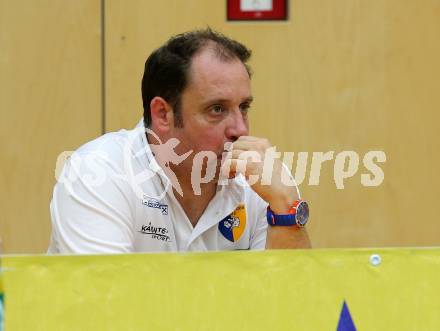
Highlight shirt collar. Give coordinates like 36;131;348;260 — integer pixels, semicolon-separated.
135;119;171;183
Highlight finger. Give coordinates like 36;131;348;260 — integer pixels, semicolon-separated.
224;136;262;152
235;135;260;142
221;158;248;178
231;140;254;151
220;158;236;179
221;150;253;179
232;137;271;152
230;149;246;159
230;149;263;165
221;158;261;185
222;149;249;160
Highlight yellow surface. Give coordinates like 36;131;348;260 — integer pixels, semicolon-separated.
2;248;440;330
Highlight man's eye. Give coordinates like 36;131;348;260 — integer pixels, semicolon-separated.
240;104;250;114
211;105;224;114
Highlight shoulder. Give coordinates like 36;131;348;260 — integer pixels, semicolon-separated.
61;122;149;177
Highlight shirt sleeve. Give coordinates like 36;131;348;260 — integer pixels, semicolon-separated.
48;152;136;254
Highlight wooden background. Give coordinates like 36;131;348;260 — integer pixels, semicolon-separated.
1;0;439;253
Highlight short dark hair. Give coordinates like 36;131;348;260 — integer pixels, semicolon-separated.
141;28;252;128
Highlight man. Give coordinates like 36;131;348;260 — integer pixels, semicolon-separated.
48;29;311;254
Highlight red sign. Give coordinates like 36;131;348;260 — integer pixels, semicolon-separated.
227;0;288;21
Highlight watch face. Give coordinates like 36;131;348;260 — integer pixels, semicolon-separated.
295;201;309;226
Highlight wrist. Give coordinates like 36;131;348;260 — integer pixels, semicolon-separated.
266;199;310;227
267;188;297;214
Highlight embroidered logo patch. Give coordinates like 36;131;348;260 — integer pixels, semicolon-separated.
142;197;168;215
218;204;246;242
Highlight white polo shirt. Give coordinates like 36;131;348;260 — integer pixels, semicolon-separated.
48;120;268;254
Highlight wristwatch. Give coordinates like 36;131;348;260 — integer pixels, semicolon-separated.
266;200;309;227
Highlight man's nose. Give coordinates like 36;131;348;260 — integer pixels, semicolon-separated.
225;109;249;142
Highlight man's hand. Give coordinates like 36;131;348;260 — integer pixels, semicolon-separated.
222;136;296;212
221;136;311;249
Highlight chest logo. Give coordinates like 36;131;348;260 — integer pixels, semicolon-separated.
139;222;171;242
142;197;169;215
218;204;246;242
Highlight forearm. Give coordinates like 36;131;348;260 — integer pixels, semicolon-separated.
265;185;311;249
266;226;311;249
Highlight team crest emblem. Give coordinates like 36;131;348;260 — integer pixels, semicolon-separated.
218;204;246;242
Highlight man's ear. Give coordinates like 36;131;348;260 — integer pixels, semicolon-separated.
150;97;174;133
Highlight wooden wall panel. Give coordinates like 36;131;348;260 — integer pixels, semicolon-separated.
0;0;102;253
106;0;439;247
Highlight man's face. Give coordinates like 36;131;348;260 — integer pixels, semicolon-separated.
170;48;252;165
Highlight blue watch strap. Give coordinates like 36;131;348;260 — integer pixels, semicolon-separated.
266;208;297;226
